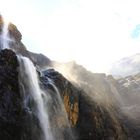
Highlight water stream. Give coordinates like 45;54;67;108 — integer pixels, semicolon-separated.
0;19;10;49
0;15;74;140
18;56;54;140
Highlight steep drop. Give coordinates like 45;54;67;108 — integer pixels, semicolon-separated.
18;56;54;140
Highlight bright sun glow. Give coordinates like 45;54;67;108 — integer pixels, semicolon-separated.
1;0;140;73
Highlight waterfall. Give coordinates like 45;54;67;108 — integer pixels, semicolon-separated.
0;15;74;140
44;77;74;140
0;19;10;49
18;56;54;140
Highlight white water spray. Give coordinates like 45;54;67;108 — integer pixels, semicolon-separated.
2;22;9;49
18;56;54;140
48;78;72;127
0;19;10;49
42;73;75;140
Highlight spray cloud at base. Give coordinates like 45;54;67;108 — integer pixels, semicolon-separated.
53;60;140;123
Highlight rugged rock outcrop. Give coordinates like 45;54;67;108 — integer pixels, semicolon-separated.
54;60;140;139
0;15;52;68
42;69;127;140
0;49;22;140
0;15;139;140
0;48;128;140
0;49;50;140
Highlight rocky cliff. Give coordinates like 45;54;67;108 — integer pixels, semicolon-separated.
0;49;128;140
54;59;140;140
42;69;128;140
0;15;138;140
0;49;22;140
0;15;52;69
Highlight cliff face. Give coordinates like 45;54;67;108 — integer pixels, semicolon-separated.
0;49;128;140
0;49;22;140
54;61;140;139
0;16;135;140
0;49;51;140
42;69;127;140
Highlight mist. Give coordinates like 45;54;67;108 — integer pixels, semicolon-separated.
53;60;140;125
53;61;119;106
1;0;140;139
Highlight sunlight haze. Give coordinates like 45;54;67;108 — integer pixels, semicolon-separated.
1;0;140;73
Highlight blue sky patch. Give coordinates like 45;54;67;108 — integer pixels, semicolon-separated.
131;24;140;39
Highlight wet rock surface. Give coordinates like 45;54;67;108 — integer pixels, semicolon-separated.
0;49;45;140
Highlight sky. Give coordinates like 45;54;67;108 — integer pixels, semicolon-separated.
1;0;140;73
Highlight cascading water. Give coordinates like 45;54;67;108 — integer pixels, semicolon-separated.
18;57;74;140
0;15;74;140
0;19;10;49
43;76;74;140
18;56;54;140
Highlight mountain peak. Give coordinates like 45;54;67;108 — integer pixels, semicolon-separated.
111;53;140;77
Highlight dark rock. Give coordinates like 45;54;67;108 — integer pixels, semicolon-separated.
28;51;52;68
0;49;45;140
0;49;22;140
0;49;134;140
